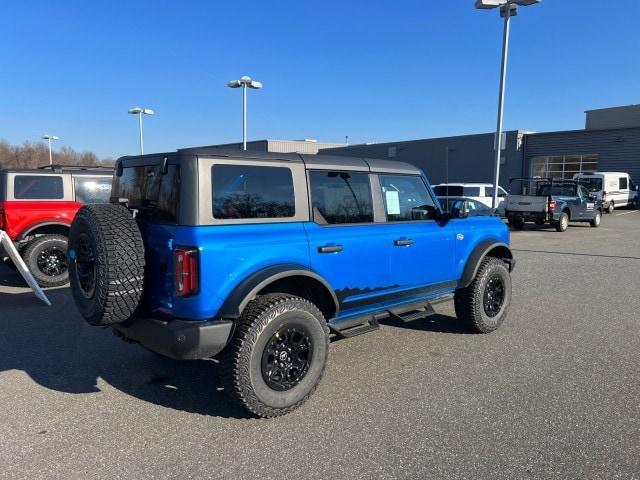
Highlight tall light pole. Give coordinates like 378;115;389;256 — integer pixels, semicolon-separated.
475;0;541;208
128;107;154;155
42;134;59;166
227;76;263;150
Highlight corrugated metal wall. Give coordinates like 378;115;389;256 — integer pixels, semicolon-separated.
320;131;525;188
586;105;640;130
525;128;640;184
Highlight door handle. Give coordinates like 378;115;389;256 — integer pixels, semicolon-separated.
394;238;414;247
318;244;344;254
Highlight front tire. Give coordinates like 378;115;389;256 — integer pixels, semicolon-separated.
454;257;512;334
221;293;330;418
23;234;69;287
590;211;601;228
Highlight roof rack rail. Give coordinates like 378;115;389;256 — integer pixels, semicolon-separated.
38;164;114;173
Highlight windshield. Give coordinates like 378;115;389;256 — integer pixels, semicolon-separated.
537;183;577;197
576;177;603;192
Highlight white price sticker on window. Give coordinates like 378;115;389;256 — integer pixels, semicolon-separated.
385;190;401;215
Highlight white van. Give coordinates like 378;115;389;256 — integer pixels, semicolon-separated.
573;172;638;213
432;183;508;209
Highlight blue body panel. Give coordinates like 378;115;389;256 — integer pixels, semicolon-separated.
140;215;509;323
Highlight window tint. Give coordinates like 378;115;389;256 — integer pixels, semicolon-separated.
578;185;590;199
309;171;373;224
115;164;181;223
74;176;112;204
212;165;295;220
380;175;437;221
537;183;577;197
14;175;63;199
462;186;481;196
433;185;462;197
619;177;628;190
576;177;602;192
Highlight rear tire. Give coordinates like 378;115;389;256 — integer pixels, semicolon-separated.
68;204;145;326
454;257;512;334
23;235;69;288
221;293;330;418
508;217;524;230
590;211;601;228
555;212;569;232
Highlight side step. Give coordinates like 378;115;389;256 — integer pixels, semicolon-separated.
388;305;435;323
331;316;380;339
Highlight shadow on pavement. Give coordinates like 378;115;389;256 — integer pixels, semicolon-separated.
379;313;468;334
0;285;251;419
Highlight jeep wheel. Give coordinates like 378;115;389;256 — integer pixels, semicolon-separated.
221;293;330;418
555;212;569;232
454;257;512;334
508;217;524;230
607;202;614;214
68;204;145;326
590;211;601;228
23;235;69;288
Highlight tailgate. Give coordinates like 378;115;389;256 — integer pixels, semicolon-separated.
505;195;548;213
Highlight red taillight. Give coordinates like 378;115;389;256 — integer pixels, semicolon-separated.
602;191;607;201
549;199;557;211
174;247;199;297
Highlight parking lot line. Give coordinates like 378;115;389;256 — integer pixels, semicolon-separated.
614;210;639;216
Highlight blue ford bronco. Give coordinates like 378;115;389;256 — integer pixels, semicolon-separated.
67;148;515;417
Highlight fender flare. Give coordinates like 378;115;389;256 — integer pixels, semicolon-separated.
216;264;339;319
459;241;514;289
17;221;72;241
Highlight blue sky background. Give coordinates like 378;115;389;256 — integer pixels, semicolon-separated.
1;0;639;159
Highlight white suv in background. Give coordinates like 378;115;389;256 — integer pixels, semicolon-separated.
573;172;638;213
432;183;508;211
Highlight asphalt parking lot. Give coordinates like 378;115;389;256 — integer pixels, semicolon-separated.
1;211;639;479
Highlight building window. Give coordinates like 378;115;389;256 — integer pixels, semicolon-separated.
530;154;598;180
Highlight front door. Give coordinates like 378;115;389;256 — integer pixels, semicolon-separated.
304;171;389;317
377;174;456;297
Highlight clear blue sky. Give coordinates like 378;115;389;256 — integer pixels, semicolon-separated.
1;0;639;159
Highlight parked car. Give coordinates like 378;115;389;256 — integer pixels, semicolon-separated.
438;196;494;217
0;165;113;286
504;178;603;232
573;172;638;213
433;183;508;211
67;149;515;418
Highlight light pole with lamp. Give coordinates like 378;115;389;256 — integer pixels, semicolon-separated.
475;0;541;209
42;134;59;166
227;76;263;151
128;107;155;155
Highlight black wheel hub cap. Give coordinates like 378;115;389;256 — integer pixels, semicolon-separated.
37;246;68;277
483;275;505;318
76;234;96;298
261;326;313;391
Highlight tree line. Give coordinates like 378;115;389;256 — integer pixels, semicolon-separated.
0;139;114;169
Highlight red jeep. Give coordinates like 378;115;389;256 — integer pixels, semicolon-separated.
0;165;113;287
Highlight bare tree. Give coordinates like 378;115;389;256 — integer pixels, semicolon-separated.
0;139;114;169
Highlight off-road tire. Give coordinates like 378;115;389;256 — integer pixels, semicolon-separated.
23;235;69;287
508;217;525;230
555;212;569;232
607;202;614;214
5;240;32;271
68;204;145;326
221;293;330;418
454;257;512;334
590;211;601;228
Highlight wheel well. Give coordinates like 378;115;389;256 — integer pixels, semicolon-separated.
562;207;571;219
20;224;70;240
257;275;337;320
485;245;514;271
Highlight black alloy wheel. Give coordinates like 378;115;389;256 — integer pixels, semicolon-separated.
483;274;505;318
261;326;313;391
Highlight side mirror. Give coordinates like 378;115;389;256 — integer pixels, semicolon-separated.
452;200;470;219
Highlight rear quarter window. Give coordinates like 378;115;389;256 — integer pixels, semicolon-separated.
14;175;64;199
74;176;113;204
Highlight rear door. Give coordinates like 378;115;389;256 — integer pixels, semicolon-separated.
304;170;389;316
378;174;456;297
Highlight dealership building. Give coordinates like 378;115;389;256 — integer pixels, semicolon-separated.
318;105;640;190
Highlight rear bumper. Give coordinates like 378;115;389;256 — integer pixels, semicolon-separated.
506;211;557;222
113;317;234;360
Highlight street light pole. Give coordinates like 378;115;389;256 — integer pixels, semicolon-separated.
128;107;155;155
227;76;263;151
42;134;59;166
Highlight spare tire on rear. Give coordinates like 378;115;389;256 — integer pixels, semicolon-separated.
68;204;145;326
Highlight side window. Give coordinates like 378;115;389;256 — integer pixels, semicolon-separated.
14;175;64;199
212;164;295;220
308;171;373;224
379;175;437;221
578;185;589;199
462;186;481;197
74;177;112;204
619;177;628;190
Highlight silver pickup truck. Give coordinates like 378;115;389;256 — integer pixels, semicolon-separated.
504;179;603;232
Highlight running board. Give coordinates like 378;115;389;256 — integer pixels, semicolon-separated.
332;316;380;338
